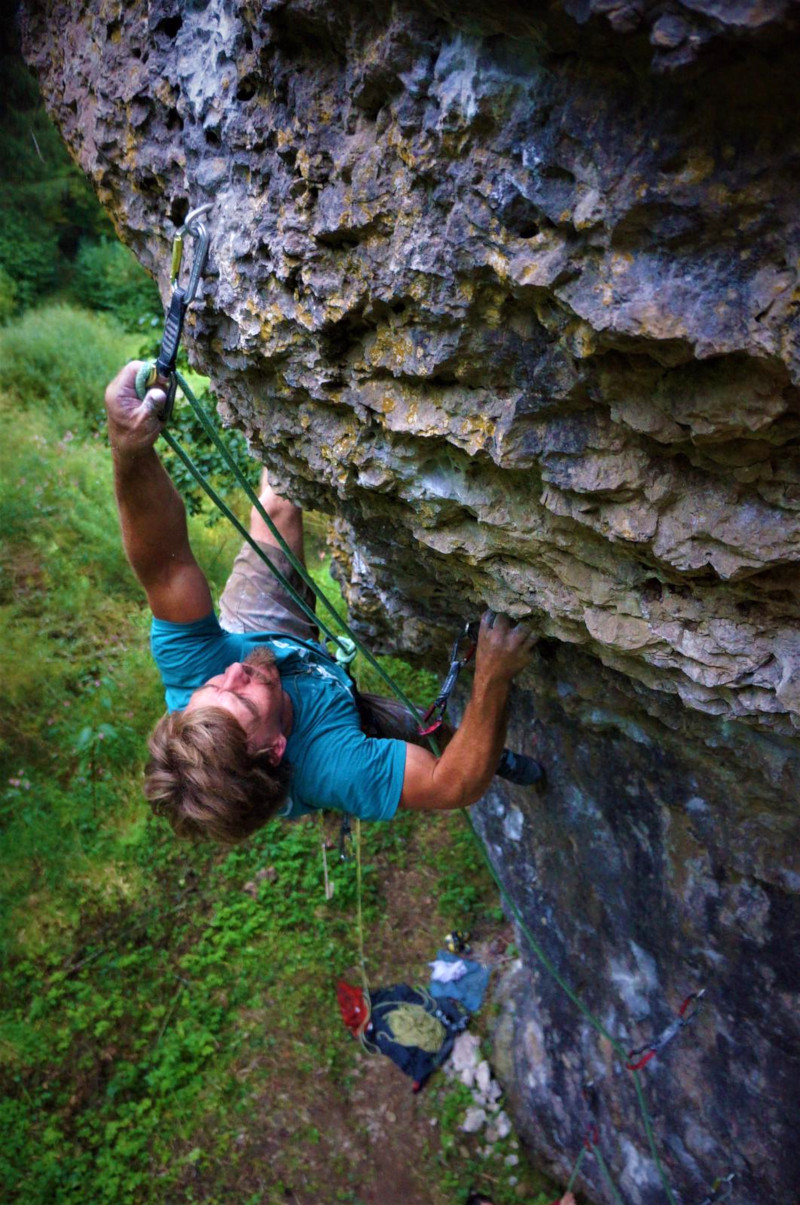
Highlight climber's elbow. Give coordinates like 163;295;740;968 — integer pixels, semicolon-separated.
398;744;477;812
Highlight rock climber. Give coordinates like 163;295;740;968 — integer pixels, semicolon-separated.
105;361;545;842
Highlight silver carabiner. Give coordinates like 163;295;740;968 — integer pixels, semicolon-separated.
149;203;213;420
169;203;213;306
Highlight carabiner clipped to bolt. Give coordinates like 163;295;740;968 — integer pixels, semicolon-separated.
626;988;706;1071
695;1172;735;1205
417;620;479;737
146;203;212;422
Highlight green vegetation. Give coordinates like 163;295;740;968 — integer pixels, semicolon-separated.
0;303;140;431
158;388;262;519
0;303;554;1204
0;48;159;326
71;238;161;330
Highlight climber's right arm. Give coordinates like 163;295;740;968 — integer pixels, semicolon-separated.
105;362;213;623
399;612;537;811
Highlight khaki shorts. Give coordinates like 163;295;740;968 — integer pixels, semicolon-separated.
218;539;319;642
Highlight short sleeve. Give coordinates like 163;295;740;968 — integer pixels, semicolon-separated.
291;729;408;822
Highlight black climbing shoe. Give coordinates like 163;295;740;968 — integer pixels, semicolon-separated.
496;748;546;790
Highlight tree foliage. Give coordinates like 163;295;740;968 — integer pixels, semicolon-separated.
0;41;158;325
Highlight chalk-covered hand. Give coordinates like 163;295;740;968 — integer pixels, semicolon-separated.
474;610;537;685
105;361;166;458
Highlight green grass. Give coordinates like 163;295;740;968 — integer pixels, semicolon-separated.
0;307;554;1205
0;304;141;434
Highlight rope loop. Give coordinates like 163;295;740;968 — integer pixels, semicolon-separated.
332;636;357;667
134;360;157;402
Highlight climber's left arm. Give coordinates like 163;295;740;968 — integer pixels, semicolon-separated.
398;612;536;811
105;361;213;623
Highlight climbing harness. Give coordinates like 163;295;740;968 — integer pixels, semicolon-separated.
417;621;478;736
135;206;728;1205
137;203;212;422
626;989;706;1072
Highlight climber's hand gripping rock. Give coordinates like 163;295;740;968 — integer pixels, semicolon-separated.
474;610;538;685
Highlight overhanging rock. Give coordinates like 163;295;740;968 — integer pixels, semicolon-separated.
19;2;800;1201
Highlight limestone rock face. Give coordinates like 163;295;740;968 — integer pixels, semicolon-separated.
19;1;800;1200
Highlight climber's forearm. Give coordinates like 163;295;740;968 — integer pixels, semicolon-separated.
105;361;212;620
399;669;511;811
112;444;212;620
399;611;537;811
113;446;194;587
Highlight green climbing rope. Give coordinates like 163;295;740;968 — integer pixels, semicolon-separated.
590;1140;627;1205
566;1146;587;1194
372;999;447;1052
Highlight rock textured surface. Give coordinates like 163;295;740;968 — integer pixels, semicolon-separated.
19;1;800;1200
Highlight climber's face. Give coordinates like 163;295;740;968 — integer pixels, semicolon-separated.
185;649;290;764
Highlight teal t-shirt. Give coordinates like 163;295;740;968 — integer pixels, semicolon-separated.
150;612;406;822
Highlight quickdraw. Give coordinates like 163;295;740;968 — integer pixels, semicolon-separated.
626;989;706;1071
417;620;479;736
695;1173;735;1205
339;814;354;863
139;202;212;421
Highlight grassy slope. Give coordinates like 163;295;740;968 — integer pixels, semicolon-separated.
0;307;555;1205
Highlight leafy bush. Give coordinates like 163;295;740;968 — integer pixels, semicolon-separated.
0;203;59;307
0;265;17;323
0;53;115;309
72;237;161;330
0;303;128;429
